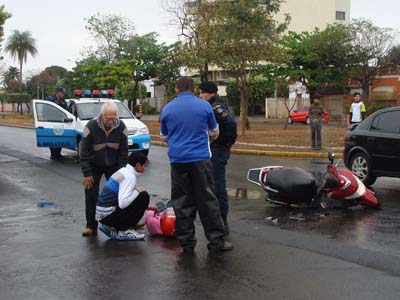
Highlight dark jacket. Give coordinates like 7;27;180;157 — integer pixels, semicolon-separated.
80;115;129;177
209;95;237;148
51;96;68;110
308;103;325;122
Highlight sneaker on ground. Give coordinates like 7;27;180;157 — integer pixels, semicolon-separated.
99;224;118;239
116;228;145;241
208;241;233;254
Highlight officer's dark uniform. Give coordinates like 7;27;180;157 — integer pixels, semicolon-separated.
209;95;237;230
48;94;68;159
80;116;129;232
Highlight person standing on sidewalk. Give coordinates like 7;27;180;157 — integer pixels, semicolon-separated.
309;94;325;150
48;87;68;159
161;76;232;255
199;81;237;234
349;92;366;124
80;101;129;236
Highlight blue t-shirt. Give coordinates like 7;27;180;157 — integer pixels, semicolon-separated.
161;92;218;163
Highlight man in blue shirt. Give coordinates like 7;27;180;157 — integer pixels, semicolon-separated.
161;77;232;255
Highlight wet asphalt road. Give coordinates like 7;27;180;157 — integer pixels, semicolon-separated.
1;126;400;299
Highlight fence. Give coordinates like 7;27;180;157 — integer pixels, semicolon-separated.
265;97;310;119
141;97;169;113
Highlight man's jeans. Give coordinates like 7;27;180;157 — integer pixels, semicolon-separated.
211;147;230;222
310;121;322;149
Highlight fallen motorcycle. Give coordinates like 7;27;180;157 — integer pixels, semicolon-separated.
247;152;380;209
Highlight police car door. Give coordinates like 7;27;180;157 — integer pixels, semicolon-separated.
33;100;77;150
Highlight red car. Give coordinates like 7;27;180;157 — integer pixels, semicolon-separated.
288;105;329;125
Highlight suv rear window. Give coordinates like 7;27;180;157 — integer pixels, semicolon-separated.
370;111;400;134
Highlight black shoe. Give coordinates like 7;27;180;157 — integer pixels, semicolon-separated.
223;222;230;236
208;241;233;254
179;247;195;257
50;154;63;160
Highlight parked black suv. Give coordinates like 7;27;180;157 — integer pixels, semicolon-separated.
344;106;400;185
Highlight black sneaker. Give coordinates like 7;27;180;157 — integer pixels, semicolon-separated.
179;247;195;257
208;241;233;254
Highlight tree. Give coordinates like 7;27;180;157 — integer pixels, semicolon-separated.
2;66;19;92
154;42;182;98
63;57;133;91
0;5;11;58
26;65;68;99
85;13;135;63
382;45;400;65
118;32;165;106
347;19;396;98
212;0;289;134
5;30;38;114
267;24;352;94
5;30;38;88
163;0;221;82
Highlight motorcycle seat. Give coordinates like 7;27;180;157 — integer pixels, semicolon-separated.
266;168;318;200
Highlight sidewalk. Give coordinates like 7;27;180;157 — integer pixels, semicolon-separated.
0;117;344;158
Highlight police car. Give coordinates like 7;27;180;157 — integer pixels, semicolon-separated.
32;97;151;155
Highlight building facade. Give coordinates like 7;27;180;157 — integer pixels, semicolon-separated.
276;0;350;33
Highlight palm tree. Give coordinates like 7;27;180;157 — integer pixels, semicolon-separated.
2;66;20;91
5;30;38;113
5;30;38;90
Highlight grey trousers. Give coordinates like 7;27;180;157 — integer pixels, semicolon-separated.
170;160;225;249
310;121;322;149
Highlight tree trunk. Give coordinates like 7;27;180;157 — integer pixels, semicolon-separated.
238;72;250;135
200;61;209;82
19;60;24;115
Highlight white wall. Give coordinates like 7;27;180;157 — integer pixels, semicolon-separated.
275;0;350;33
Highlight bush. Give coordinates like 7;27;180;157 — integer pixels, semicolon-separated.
134;102;158;114
365;101;392;116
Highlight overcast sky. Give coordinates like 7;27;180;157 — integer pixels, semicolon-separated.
1;0;400;76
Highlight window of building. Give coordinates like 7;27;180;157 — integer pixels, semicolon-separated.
336;11;346;21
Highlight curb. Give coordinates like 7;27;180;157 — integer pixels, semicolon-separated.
151;141;343;158
0;122;344;159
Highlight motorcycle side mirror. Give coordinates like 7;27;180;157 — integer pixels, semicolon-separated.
328;152;335;164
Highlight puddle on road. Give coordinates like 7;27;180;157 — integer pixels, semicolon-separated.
36;201;58;209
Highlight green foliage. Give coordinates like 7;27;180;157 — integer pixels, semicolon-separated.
365;101;391;115
115;83;147;100
226;76;275;114
26;66;68;98
276;24;352;88
3;93;31;104
0;5;11;58
5;30;38;89
63;58;133;90
382;45;400;65
135;102;157;114
118;32;164;83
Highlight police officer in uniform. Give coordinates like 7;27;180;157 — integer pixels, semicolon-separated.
48;87;68;159
199;81;237;234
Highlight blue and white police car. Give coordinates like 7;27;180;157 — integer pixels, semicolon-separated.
32;98;151;155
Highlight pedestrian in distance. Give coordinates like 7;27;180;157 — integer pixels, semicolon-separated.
349;92;366;124
47;87;68;159
308;94;325;150
199;81;237;235
160;76;233;256
97;151;149;240
80;101;129;236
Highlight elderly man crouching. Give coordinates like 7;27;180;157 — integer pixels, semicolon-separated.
80;101;129;236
